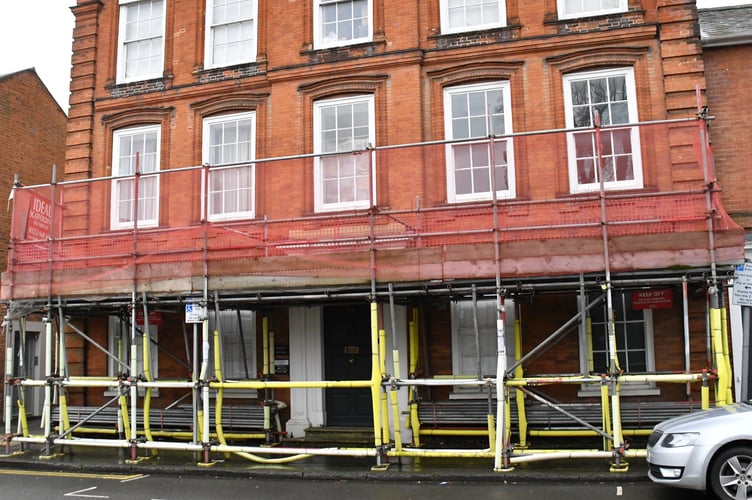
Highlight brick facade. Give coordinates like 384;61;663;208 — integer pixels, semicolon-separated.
704;44;752;232
0;68;67;419
3;0;744;431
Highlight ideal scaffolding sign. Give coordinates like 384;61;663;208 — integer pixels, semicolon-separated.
733;263;752;307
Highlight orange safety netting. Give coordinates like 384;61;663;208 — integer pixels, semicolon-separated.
3;120;739;298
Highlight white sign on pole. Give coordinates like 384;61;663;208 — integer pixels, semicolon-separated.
733;263;752;307
185;303;206;323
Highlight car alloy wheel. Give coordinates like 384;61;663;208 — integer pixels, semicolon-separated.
709;447;752;500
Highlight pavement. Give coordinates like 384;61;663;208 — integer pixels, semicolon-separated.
0;436;652;484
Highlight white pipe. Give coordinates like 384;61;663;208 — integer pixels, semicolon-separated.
493;295;508;471
12;433;656;463
43;317;53;439
510;450;614;464
201;318;210;445
4;345;13;437
683;277;691;396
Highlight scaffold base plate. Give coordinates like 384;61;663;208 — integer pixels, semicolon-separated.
609;462;630;473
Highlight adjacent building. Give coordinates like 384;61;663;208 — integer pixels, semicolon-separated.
699;3;752;403
2;0;746;468
0;68;67;420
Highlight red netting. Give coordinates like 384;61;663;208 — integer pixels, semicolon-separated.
3;120;738;298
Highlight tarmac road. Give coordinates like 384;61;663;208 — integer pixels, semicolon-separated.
0;468;707;500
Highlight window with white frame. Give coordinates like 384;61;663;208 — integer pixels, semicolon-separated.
578;291;657;395
117;0;165;83
313;95;375;212
557;0;627;20
111;125;161;230
451;299;516;396
444;81;515;203
205;0;258;68
107;316;159;394
314;0;372;49
202;112;256;221
208;310;257;383
563;67;642;194
440;0;506;34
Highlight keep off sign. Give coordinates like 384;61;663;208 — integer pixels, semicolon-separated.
632;289;673;310
732;263;752;307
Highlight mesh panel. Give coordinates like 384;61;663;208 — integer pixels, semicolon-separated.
4;120;732;295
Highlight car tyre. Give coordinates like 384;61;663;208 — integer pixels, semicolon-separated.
709;446;752;500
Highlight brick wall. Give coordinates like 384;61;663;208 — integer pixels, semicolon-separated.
704;44;752;232
0;68;67;419
0;69;67;265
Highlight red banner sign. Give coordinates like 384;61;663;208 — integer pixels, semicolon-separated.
11;189;61;241
632;289;673;310
25;191;54;240
135;309;163;326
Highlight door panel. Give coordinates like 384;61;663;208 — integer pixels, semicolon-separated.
324;305;373;426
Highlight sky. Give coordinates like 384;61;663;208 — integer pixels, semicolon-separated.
0;0;748;114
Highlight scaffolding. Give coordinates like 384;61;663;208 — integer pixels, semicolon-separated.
1;117;743;471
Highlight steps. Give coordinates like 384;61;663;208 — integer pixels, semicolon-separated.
283;427;376;448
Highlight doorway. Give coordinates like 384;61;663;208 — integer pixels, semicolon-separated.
323;305;373;426
13;322;45;416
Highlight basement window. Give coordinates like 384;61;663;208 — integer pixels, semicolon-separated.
578;291;659;397
450;298;517;398
107;316;159;397
207;310;258;398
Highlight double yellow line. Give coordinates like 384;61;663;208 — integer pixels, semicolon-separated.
0;469;145;481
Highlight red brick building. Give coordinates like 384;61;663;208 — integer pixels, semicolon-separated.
1;0;746;468
699;3;752;403
0;68;67;420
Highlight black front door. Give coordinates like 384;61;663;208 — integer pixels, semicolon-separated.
324;305;373;426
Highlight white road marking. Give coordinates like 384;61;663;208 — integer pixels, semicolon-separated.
63;486;109;498
121;474;149;483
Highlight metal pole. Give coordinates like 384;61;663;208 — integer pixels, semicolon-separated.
593;112;625;468
682;277;691;396
487;118;510;471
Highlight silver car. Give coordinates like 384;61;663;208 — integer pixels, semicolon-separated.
646;401;752;499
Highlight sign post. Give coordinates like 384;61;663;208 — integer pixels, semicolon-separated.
733;264;752;402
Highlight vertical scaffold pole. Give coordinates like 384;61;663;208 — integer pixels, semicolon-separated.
3;318;13;451
129;160;140;463
42;312;53;456
709;287;729;406
370;301;384;461
42;165;59;456
4;175;21;451
388;284;403;452
593;112;626;470
488;123;511;472
682;277;692;396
